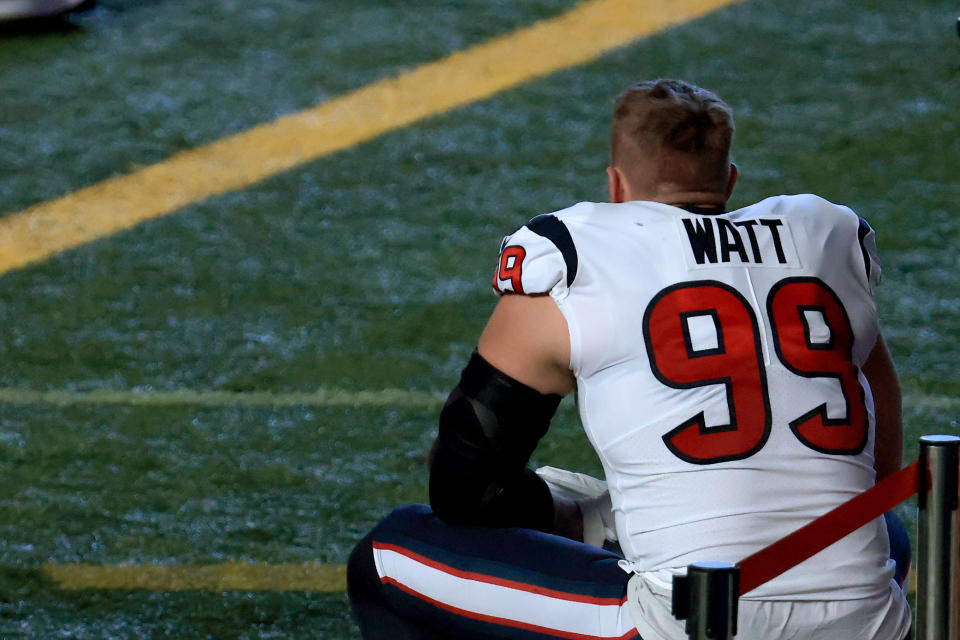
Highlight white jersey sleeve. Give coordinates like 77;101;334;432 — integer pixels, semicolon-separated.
492;212;580;299
857;215;883;295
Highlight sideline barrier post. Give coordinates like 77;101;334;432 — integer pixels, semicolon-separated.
672;562;739;639
917;435;960;640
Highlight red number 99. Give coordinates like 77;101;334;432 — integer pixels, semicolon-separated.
643;278;868;465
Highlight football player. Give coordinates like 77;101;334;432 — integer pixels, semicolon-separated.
348;79;910;640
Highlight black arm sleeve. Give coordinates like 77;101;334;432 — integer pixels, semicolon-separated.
428;351;562;531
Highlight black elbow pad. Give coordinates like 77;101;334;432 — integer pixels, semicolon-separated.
429;352;562;531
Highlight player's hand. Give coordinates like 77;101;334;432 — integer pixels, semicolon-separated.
536;466;617;547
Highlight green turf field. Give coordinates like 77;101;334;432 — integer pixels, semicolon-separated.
0;0;958;637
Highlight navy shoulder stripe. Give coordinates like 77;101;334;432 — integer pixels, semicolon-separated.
857;216;873;282
526;214;578;287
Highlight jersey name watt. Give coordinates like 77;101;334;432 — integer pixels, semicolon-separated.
679;215;802;269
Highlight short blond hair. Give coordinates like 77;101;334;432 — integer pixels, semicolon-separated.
611;79;734;192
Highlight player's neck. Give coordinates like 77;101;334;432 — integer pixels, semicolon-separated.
620;180;728;209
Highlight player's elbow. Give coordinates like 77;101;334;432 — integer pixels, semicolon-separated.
429;459;555;530
428;457;484;525
427;393;497;524
427;421;554;529
426;352;561;529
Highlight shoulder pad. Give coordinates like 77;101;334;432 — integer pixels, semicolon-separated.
492;214;578;296
779;195;883;294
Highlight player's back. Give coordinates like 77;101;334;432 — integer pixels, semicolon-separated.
494;194;892;601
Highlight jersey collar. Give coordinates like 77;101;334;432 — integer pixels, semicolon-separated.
677;203;726;215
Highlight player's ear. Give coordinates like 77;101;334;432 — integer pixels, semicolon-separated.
724;163;739;199
607;166;626;203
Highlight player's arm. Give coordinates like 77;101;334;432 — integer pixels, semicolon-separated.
428;294;581;538
853;214;900;481
862;334;902;482
478;294;581;539
477;293;575;397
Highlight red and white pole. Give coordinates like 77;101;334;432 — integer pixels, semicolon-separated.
916;435;960;640
672;562;739;640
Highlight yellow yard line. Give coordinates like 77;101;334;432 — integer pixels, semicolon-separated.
44;562;346;592
43;558;922;595
42;560;920;596
0;387;954;411
0;0;743;276
0;386;446;408
44;561;921;595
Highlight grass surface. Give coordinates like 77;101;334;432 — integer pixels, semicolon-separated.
0;0;958;637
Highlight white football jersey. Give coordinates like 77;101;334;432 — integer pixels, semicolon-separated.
493;195;895;601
